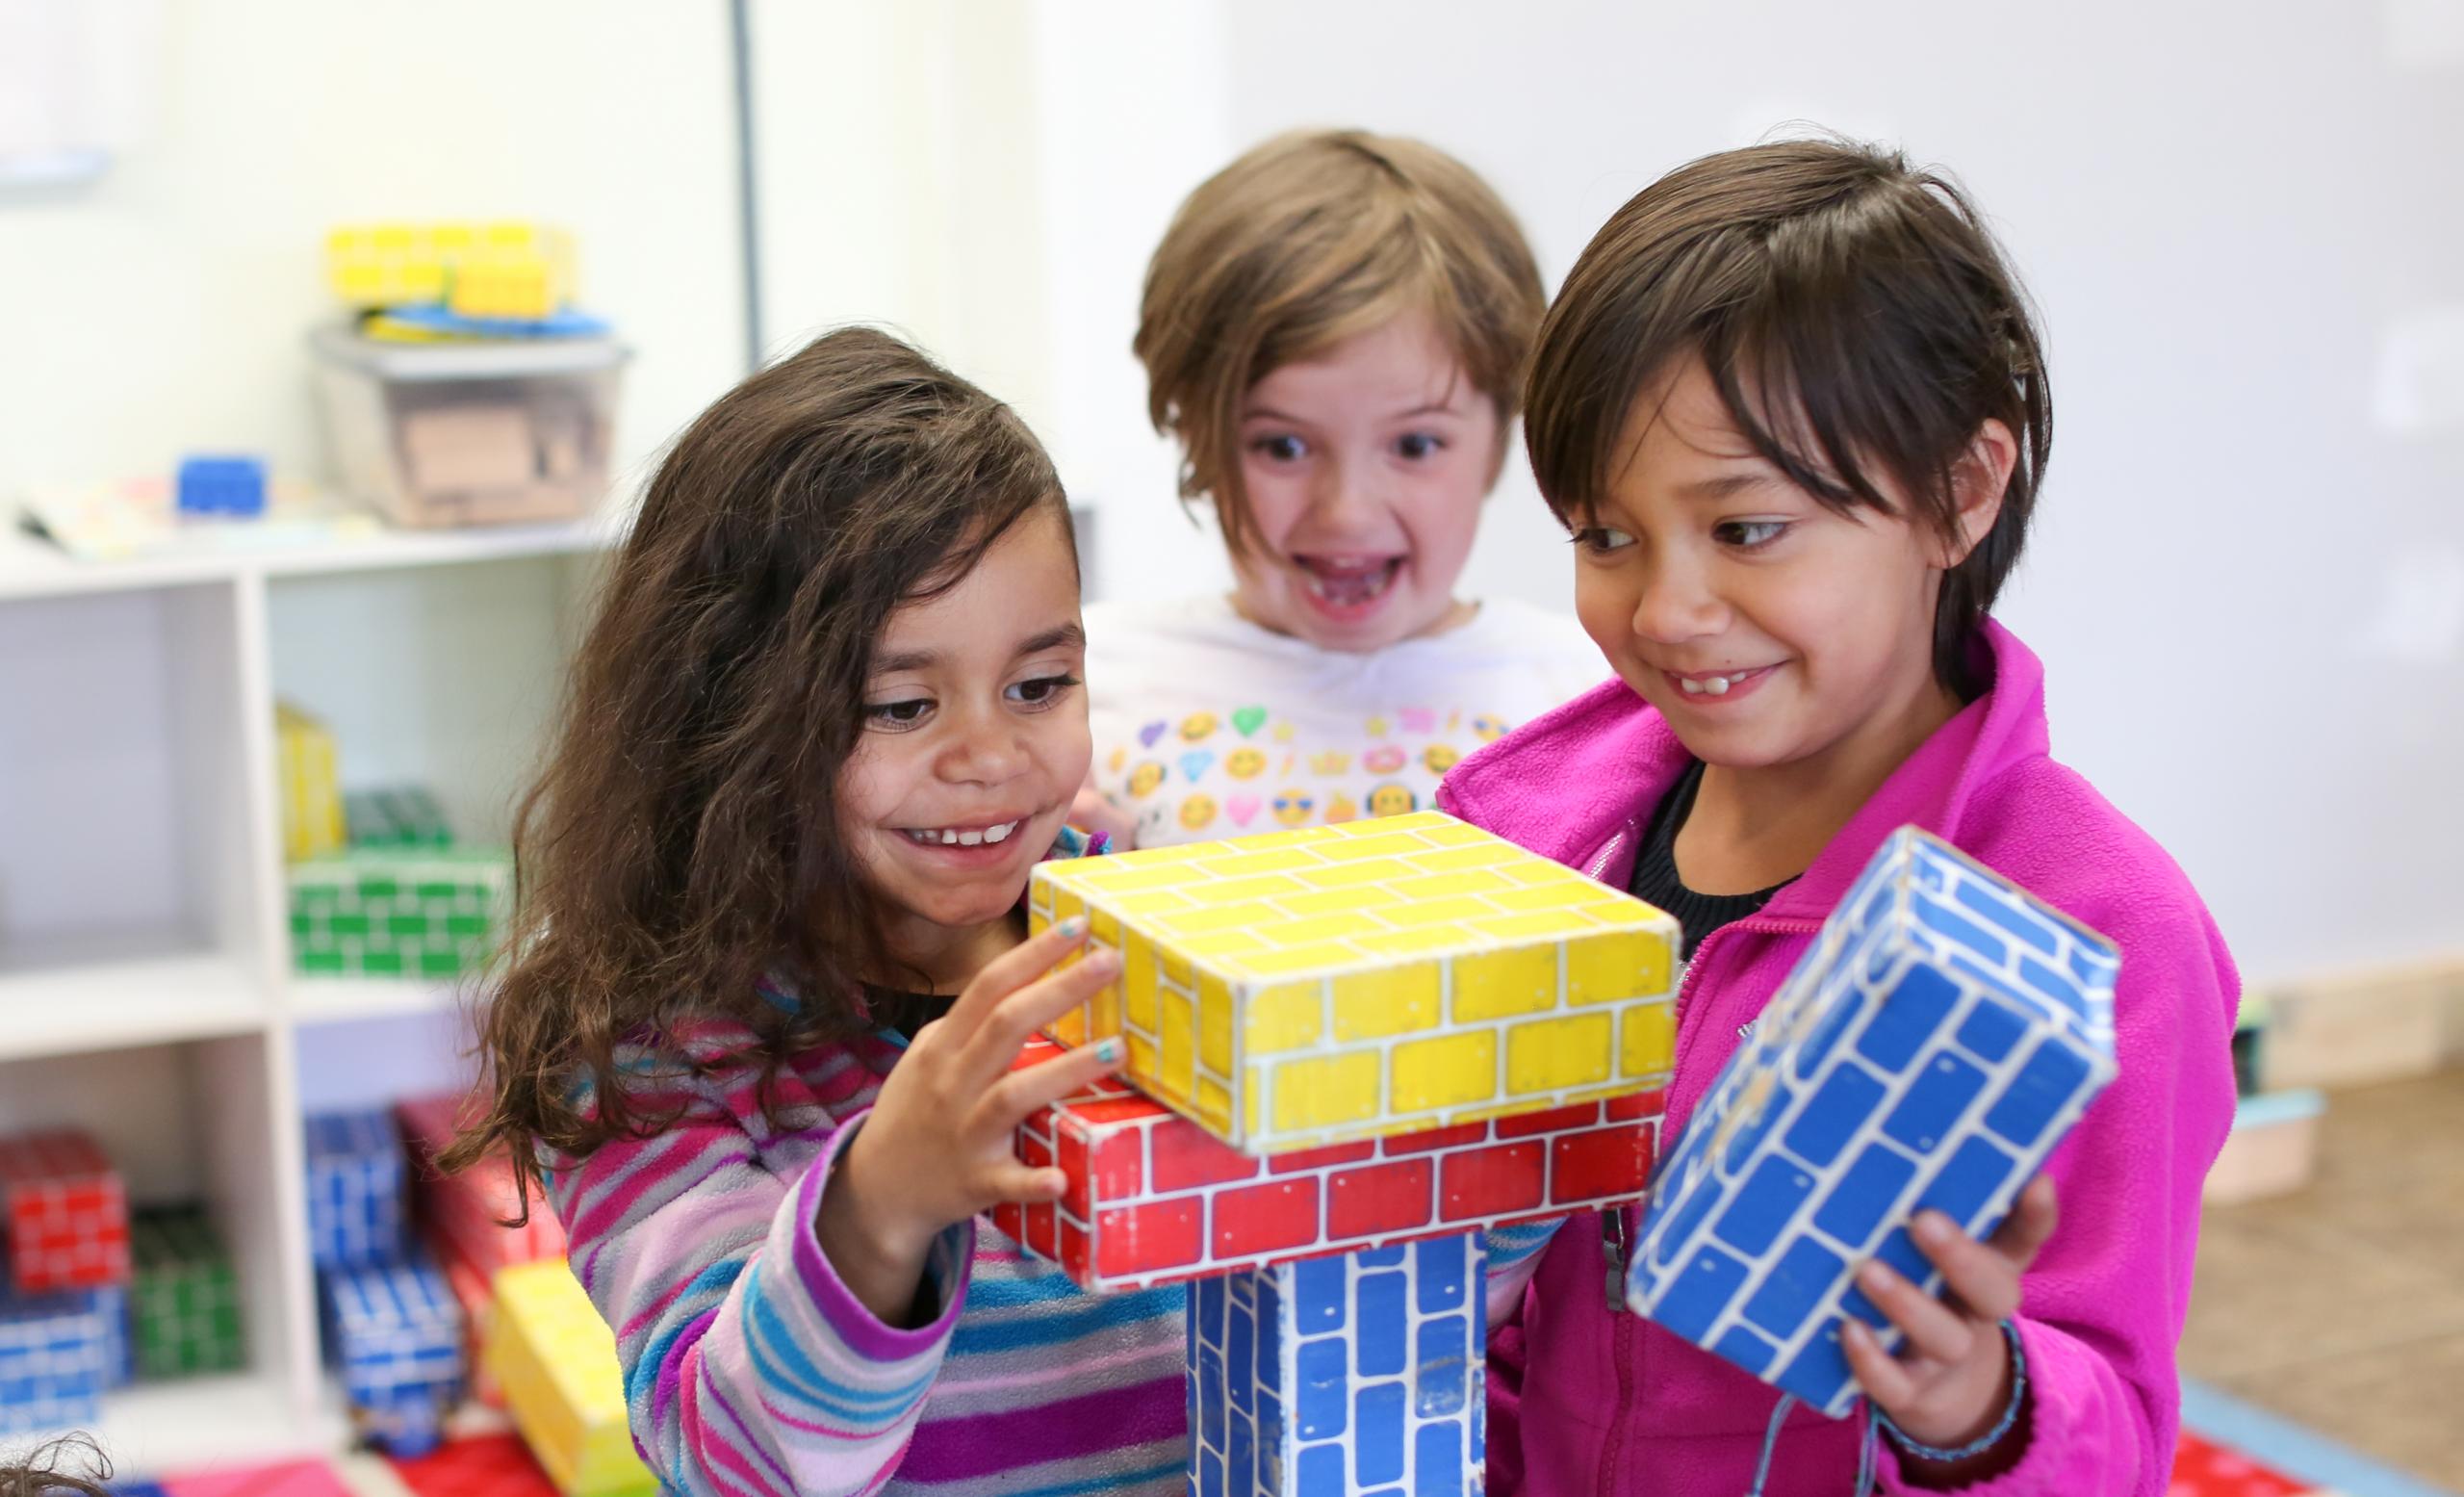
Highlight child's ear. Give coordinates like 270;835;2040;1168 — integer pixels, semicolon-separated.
1937;419;2018;568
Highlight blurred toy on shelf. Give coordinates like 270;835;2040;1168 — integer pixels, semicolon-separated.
1626;828;2119;1417
347;786;455;849
487;1261;655;1497
386;1432;563;1497
130;1204;246;1379
0;1129;131;1293
158;1459;353;1497
304;1108;407;1271
290;846;510;981
321;1249;464;1458
398;1092;565;1278
175;456;268;518
0;1279;112;1433
278;702;347;864
324;222;578;323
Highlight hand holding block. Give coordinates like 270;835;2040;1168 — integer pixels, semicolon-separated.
1626;827;2118;1416
1027;811;1679;1154
995;1036;1659;1290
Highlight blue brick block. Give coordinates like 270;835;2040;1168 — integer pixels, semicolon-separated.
0;1282;109;1433
91;1283;132;1388
1193;1235;1486;1496
304;1108;406;1271
352;1379;450;1458
1628;827;2118;1416
319;1250;462;1437
175;455;268;517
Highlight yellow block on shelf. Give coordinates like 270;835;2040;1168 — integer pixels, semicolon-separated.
275;701;345;864
1028;810;1680;1154
487;1260;656;1497
325;220;576;314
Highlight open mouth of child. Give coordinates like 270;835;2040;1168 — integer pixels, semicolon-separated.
1293;554;1403;620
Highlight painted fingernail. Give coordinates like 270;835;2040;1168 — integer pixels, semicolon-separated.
1093;1039;1123;1066
1056;916;1088;939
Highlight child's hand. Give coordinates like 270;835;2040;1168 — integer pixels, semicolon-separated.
818;919;1125;1324
1069;778;1141;850
1841;1175;2058;1474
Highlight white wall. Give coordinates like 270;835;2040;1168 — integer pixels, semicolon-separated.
0;0;745;498
1153;0;2462;986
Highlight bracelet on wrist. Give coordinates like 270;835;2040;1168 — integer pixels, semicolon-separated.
1875;1319;2028;1464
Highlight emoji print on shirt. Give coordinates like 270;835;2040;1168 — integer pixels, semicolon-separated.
1368;783;1416;817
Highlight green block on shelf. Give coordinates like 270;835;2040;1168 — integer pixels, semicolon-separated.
419;949;464;979
330;912;372;938
361;949;405;976
300;949;347;974
357;876;400;899
346;785;455;849
131;1206;245;1380
289;847;510;979
445;913;489;939
388;913;430;939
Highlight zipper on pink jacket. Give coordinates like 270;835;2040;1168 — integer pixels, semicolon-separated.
1594;911;1819;1495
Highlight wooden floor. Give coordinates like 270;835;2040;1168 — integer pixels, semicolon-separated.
2181;1069;2464;1491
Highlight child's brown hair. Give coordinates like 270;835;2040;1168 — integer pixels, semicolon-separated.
444;327;1067;1200
1135;128;1545;556
1524;137;2051;696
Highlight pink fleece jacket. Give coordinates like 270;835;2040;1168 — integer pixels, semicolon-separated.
1437;622;2238;1496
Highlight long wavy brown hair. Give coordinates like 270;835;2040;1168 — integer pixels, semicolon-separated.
443;327;1067;1205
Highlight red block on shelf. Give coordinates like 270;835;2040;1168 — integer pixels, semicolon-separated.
396;1093;566;1278
435;1240;505;1407
0;1130;130;1292
988;1037;1662;1291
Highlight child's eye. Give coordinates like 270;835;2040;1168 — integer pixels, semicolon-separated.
1250;434;1308;463
1395;431;1445;460
1572;526;1636;555
1007;674;1081;709
865;698;934;730
1713;519;1789;550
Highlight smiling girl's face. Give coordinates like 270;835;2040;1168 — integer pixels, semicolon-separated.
1572;356;1992;782
836;508;1091;945
1227;309;1501;652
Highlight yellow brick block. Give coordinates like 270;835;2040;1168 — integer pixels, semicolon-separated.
1505;1013;1616;1095
1391;1030;1498;1111
487;1261;655;1497
1332;964;1440;1041
1622;1000;1677;1079
1031;811;1679;1152
1271;1052;1382;1131
1569;928;1674;1005
275;702;346;864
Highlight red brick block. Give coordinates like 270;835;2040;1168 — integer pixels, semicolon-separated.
0;1129;129;1291
396;1094;565;1278
988;1037;1663;1290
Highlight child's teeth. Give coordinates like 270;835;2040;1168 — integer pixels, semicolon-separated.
1707;675;1731;696
986;822;1014;843
958;829;984;846
940;830;959;844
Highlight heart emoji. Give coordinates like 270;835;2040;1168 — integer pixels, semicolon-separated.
1179;750;1216;782
1233;706;1269;737
1138;720;1168;749
1226;795;1261;827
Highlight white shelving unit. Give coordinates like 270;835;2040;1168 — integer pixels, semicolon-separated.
0;516;615;1466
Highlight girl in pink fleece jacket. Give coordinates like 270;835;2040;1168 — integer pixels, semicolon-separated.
1438;139;2238;1495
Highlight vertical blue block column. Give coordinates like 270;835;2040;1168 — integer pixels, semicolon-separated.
1189;1233;1486;1496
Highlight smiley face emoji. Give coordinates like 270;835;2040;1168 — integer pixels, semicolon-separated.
1225;746;1267;780
1271;790;1316;826
1180;794;1218;830
1127;761;1165;799
1472;714;1508;743
1179;711;1219;742
1422;743;1461;775
1367;783;1416;817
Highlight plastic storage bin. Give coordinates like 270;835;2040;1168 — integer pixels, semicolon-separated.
310;327;629;529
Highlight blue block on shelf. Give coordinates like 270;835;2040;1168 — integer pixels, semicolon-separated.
1190;1234;1486;1496
92;1282;132;1388
1627;826;2119;1417
304;1108;406;1271
319;1251;463;1412
0;1282;110;1433
111;1484;170;1497
352;1379;451;1458
175;455;268;517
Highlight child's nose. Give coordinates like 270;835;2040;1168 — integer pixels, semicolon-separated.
940;711;1031;785
1630;555;1726;643
1307;458;1386;531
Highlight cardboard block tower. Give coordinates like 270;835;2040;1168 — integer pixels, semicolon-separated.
1008;811;1682;1494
